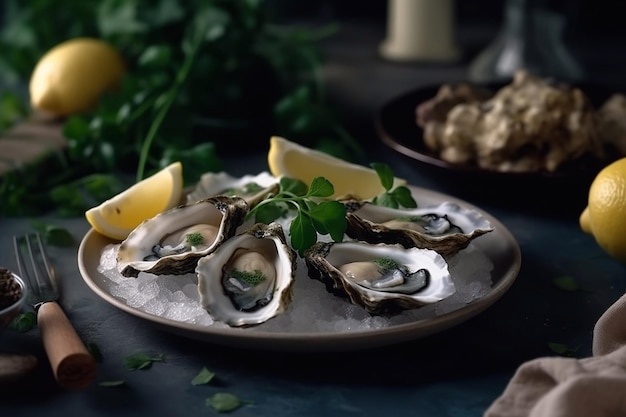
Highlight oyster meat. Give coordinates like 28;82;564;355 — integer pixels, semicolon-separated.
343;200;493;258
196;222;297;327
117;195;249;277
304;241;455;314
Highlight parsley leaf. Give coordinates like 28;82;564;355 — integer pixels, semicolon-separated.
248;176;347;255
9;312;37;332
206;392;251;413
191;366;216;386
31;222;75;247
86;342;104;363
370;162;417;209
99;380;125;387
548;342;580;357
552;276;581;292
123;353;165;370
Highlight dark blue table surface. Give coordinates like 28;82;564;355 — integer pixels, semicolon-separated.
2;18;626;417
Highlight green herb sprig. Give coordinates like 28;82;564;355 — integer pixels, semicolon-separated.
185;232;205;247
247;163;415;255
231;269;267;286
248;176;347;255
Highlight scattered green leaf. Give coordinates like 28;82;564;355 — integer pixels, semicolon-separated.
548;342;580;357
9;311;37;332
206;392;251;413
552;276;581;292
86;342;104;363
30;222;75;247
191;366;216;386
99;380;125;387
123;352;165;370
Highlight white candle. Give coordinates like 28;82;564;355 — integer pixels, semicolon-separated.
380;0;460;62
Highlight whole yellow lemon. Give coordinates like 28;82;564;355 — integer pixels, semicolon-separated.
29;38;125;116
580;157;626;262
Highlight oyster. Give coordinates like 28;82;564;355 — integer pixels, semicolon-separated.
196;222;297;327
117;195;249;278
343;201;493;258
304;241;454;314
186;171;278;205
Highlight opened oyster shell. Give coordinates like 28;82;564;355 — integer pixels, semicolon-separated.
343;200;493;258
196;222;297;327
117;195;249;278
186;171;278;205
304;241;454;314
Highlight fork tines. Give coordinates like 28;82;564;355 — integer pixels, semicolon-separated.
13;233;58;305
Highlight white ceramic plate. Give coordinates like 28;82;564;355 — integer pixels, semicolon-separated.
77;186;521;352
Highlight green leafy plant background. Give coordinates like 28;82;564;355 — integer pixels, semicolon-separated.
0;0;360;216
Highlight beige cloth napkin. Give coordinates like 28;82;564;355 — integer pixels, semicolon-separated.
484;293;626;417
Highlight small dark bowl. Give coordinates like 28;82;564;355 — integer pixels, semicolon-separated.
0;273;28;329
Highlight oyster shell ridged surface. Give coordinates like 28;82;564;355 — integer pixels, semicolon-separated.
304;241;455;314
116;195;249;278
343;200;493;258
196;222;297;327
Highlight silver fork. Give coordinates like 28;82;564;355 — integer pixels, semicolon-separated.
13;233;97;390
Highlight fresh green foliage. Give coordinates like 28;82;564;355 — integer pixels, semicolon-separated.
231;269;267;286
123;352;165;370
372;257;400;273
9;311;37;332
370;162;417;209
0;0;356;217
0;90;28;132
206;392;251;413
31;221;75;247
547;342;580;357
185;232;205;247
248;176;347;255
552;276;581;292
191;366;217;386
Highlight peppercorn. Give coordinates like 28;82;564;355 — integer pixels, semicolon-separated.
0;268;22;310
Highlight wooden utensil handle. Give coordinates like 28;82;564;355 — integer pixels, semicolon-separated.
38;301;97;390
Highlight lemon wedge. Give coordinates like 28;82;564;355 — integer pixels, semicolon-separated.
267;136;405;200
85;162;183;240
30;37;125;116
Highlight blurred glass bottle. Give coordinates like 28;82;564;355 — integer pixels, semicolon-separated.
469;0;584;83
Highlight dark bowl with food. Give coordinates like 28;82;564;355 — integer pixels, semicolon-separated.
376;72;625;218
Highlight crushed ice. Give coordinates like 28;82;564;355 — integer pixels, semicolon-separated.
97;240;494;333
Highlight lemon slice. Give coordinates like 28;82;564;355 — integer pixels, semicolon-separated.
85;162;183;240
267;136;405;200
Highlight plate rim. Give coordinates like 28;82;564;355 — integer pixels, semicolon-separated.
77;185;522;352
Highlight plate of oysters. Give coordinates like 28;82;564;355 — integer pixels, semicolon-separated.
78;171;521;352
376;70;626;201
